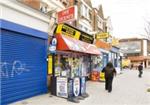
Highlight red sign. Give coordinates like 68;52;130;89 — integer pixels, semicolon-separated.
57;6;76;23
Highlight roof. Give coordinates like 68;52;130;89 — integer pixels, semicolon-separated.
98;5;104;19
119;38;147;42
83;0;92;7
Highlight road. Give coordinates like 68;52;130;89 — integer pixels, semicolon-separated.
10;69;150;105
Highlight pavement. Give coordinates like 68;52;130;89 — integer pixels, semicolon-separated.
10;69;150;105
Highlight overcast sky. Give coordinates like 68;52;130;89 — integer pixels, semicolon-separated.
91;0;150;39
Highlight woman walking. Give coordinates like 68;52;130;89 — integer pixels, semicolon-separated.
102;62;116;93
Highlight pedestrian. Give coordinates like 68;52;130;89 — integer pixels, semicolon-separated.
138;62;143;78
102;62;116;93
130;64;134;70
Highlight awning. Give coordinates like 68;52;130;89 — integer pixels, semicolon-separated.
95;40;111;51
56;34;100;55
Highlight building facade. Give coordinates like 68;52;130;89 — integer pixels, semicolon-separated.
65;0;94;33
119;38;150;68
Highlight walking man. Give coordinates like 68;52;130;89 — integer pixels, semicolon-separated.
138;63;143;78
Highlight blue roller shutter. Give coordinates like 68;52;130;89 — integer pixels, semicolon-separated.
1;20;48;105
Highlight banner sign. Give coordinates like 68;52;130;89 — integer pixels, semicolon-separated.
57;77;68;98
73;77;80;97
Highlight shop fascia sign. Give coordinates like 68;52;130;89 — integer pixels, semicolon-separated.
57;6;78;24
96;33;110;39
56;24;94;44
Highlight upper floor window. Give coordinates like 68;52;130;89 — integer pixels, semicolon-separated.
80;3;91;20
97;16;103;29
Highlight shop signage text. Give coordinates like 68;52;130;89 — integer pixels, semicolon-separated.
80;32;94;44
59;24;80;39
57;6;77;23
56;24;94;44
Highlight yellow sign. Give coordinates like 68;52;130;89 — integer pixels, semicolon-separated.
48;55;53;75
55;23;94;44
96;33;109;39
112;38;119;46
56;24;80;39
122;59;131;68
99;72;105;81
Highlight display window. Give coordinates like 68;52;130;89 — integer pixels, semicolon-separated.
54;53;91;78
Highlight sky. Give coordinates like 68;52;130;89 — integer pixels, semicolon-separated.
91;0;150;39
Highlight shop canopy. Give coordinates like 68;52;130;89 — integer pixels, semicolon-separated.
56;34;100;55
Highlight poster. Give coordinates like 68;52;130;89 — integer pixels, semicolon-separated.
68;79;73;97
80;77;86;95
57;77;68;98
48;55;52;75
73;77;80;97
100;72;105;81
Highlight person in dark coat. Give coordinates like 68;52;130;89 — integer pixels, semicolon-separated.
138;63;143;78
102;62;116;93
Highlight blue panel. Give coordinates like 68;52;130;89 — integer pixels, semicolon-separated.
1;28;48;105
0;19;48;40
110;46;119;53
102;53;109;69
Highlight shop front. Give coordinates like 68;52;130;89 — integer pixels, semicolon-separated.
110;46;121;74
48;24;100;103
1;2;49;104
95;40;111;81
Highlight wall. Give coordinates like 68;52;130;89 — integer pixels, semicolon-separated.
19;0;40;10
0;0;49;32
